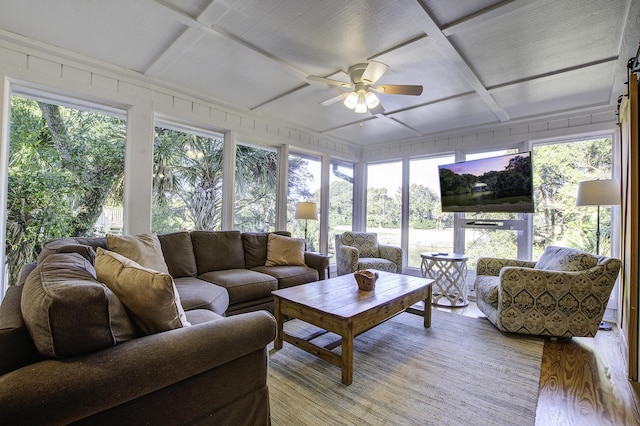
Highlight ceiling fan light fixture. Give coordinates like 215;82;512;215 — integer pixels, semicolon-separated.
364;92;379;108
344;92;358;109
354;92;368;113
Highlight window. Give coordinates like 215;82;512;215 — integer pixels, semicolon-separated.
234;143;278;232
328;160;354;256
533;137;614;257
288;153;321;251
6;94;125;286
462;150;521;269
366;161;401;246
152;125;224;233
407;155;455;268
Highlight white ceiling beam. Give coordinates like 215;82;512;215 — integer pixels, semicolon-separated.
441;0;533;36
397;0;510;122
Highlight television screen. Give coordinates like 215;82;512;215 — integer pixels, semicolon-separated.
438;152;534;213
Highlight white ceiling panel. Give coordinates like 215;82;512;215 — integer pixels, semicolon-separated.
450;0;628;87
422;0;507;27
211;0;424;76
324;117;419;145
391;95;499;135
0;0;184;72
157;34;304;109
491;62;617;119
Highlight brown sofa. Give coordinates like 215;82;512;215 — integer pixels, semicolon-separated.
0;256;275;424
0;230;325;424
22;230;327;316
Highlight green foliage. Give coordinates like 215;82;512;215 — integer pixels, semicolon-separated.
6;97;125;285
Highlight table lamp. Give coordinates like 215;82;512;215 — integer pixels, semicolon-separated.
576;179;620;255
295;201;317;243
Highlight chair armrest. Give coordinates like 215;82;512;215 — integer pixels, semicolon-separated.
476;257;537;276
0;311;276;425
378;244;402;270
304;252;330;280
337;245;359;276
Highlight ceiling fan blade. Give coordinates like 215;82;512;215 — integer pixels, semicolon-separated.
374;84;423;96
369;102;385;115
320;93;349;106
361;61;388;84
307;75;353;88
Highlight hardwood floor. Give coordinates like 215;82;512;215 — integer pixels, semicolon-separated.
436;301;640;425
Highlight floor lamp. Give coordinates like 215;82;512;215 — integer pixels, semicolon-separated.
295;201;317;244
576;179;621;256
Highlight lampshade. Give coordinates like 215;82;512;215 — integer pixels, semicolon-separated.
295;202;317;220
576;179;621;206
354;92;367;113
344;92;358;109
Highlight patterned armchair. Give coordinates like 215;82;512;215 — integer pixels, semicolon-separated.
474;246;621;337
335;232;402;276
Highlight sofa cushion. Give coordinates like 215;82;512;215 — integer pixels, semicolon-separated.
37;238;97;264
342;232;380;258
198;269;277;305
173;277;230;315
184;308;224;325
21;253;136;358
242;233;270;269
265;233;305;266
534;246;598;272
95;248;190;335
192;231;245;274
253;265;319;289
106;233;170;275
158;231;197;278
0;286;43;375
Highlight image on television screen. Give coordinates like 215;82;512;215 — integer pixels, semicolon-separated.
438;152;534;213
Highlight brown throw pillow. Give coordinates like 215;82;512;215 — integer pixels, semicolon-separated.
21;253;136;358
265;233;305;266
106;233;170;274
95;248;190;335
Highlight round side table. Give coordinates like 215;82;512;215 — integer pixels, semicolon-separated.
420;252;469;307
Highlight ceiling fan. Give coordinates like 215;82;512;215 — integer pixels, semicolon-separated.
307;61;423;114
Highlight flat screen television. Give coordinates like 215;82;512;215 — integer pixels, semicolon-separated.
438;152;534;213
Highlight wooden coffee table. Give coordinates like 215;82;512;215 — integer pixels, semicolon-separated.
272;271;433;385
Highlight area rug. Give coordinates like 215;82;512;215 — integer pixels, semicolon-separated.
268;309;544;425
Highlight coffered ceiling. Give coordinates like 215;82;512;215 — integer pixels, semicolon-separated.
0;0;636;146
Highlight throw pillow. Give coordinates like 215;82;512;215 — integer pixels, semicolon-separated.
265;233;305;266
21;252;136;359
95;248;191;335
106;233;170;275
534;246;598;272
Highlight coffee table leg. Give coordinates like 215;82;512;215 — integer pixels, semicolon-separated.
274;297;283;350
424;285;432;328
341;320;354;385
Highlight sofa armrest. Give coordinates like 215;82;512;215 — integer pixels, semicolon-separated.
378;244;402;270
304;252;330;280
0;311;276;425
476;257;537;276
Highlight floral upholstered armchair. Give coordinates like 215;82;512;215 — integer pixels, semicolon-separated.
335;232;402;276
474;246;621;338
